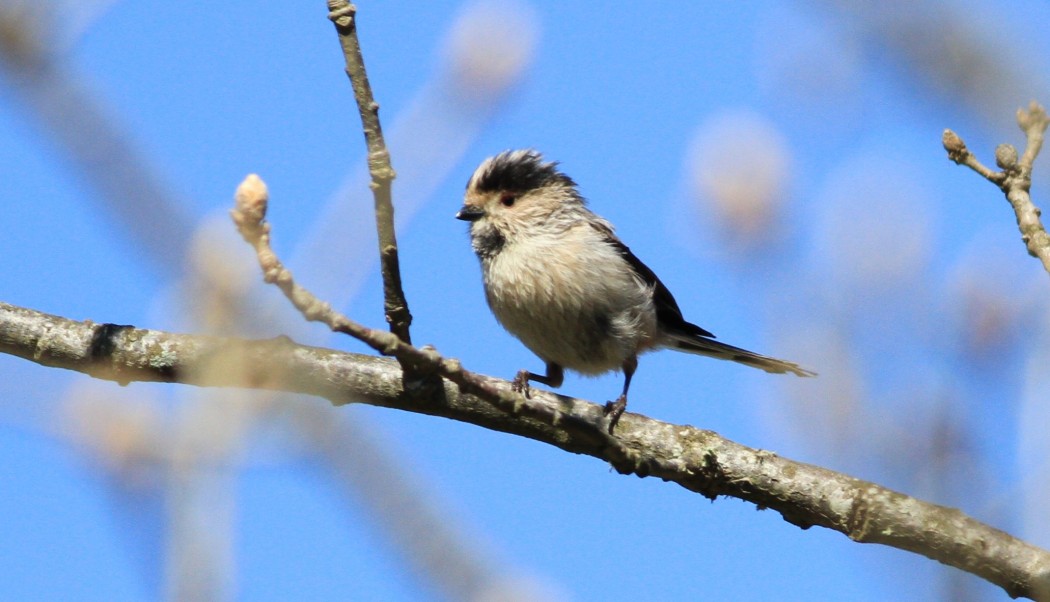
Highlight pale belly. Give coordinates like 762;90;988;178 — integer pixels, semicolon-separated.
482;240;658;374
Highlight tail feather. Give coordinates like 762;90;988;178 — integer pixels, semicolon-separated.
665;332;815;377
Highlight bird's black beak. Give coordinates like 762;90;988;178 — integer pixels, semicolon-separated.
456;205;485;222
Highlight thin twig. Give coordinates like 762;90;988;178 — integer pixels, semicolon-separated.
944;101;1050;275
3;299;1050;599
229;175;644;473
326;0;413;343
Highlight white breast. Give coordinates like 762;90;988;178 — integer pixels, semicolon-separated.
480;226;658;374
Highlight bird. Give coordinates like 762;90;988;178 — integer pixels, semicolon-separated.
456;149;814;432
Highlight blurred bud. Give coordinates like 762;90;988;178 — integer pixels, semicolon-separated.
957;282;1015;357
61;383;165;488
754;6;861;123
759;321;867;455
814;154;932;291
444;0;538;103
0;1;47;69
687;109;792;250
1016;101;1048;132
945;241;1028;363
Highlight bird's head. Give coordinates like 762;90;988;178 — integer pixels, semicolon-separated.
457;150;583;257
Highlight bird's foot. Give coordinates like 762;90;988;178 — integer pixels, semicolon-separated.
512;369;532;398
603;395;628;434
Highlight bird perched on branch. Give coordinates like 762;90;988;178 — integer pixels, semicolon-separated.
456;150;814;432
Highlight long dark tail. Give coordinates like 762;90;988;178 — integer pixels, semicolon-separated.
664;331;816;377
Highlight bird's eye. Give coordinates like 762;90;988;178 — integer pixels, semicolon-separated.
500;193;516;207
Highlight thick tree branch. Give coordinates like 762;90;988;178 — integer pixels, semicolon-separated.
1;299;1048;599
944;101;1050;275
326;0;412;343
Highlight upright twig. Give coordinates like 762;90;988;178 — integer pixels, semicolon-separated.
326;0;412;343
944;101;1050;276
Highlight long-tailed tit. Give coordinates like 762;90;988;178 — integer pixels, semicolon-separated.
456;150;814;432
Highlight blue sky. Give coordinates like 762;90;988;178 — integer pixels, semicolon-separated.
3;1;1050;600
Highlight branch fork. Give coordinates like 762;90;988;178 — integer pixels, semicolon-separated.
944;101;1050;274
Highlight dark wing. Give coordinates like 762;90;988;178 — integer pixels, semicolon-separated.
589;221;715;339
588;222;816;377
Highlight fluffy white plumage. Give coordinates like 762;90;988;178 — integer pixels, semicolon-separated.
457;150;813;431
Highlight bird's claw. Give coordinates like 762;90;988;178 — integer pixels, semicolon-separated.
603;395;628;434
512;369;532;398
